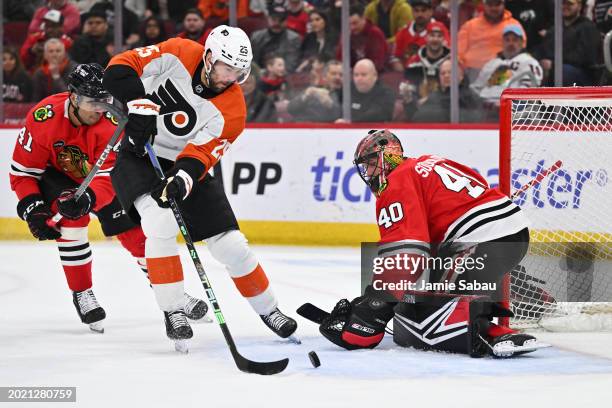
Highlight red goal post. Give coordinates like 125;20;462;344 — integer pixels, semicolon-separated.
499;86;612;331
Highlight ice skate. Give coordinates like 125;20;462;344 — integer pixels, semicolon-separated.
483;324;550;358
164;309;193;353
72;289;106;333
260;307;300;344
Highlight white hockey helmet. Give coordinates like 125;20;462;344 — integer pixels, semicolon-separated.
204;25;252;84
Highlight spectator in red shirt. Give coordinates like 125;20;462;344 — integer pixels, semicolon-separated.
177;8;212;46
28;0;81;37
260;54;288;101
393;0;449;72
286;0;311;37
336;3;389;72
21;10;74;73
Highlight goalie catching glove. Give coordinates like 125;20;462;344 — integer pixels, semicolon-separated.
320;286;395;350
150;158;205;208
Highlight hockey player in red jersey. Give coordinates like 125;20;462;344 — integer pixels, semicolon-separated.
315;129;547;357
9;63;208;333
102;26;298;346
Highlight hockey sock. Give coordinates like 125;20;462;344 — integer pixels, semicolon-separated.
207;230;278;315
116;226;148;280
147;255;185;312
57;225;93;292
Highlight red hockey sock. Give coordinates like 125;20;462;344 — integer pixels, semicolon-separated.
57;237;93;292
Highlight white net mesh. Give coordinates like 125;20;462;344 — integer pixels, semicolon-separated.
508;97;612;331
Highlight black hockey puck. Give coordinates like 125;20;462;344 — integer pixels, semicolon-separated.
308;351;321;368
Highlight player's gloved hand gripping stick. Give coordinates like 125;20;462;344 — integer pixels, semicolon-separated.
145;142;289;375
46;102;128;229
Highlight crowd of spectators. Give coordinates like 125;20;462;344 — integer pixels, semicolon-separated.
3;0;612;123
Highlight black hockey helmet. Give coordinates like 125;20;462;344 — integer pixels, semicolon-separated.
68;63;112;111
354;129;404;194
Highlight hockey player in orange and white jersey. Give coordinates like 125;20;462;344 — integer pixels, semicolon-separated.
103;26;298;345
9;63;209;333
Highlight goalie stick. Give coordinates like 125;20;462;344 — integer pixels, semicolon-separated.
145;143;289;375
47;101;128;228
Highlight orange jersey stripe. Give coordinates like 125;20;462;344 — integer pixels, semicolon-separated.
147;255;184;284
177;83;246;175
231;264;269;298
107;37;203;77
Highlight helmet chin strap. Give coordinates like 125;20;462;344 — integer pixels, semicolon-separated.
68;94;87;126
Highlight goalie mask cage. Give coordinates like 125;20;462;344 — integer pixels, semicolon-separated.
499;87;612;331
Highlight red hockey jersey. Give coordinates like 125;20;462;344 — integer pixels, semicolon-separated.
9;92;121;211
376;155;529;256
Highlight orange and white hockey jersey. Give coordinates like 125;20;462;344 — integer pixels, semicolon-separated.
107;38;246;174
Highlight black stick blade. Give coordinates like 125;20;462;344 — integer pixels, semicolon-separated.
296;303;330;324
234;354;289;375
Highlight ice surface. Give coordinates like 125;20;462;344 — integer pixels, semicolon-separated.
1;242;611;408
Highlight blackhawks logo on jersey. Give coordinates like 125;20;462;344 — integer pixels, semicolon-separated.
33;104;54;122
56;145;92;179
104;111;119;125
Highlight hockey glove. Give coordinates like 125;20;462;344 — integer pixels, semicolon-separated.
17;194;61;241
151;158;205;208
124;98;160;156
57;188;96;220
320;292;395;350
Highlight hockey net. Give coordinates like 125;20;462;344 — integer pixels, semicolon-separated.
499;87;612;331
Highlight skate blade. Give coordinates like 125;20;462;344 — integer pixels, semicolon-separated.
174;339;189;354
288;334;301;345
493;340;551;358
189;314;213;323
89;322;104;334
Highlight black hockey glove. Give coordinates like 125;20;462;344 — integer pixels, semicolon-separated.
124;98;160;156
151;158;205;208
320;288;395;350
17;194;61;241
57;188;96;220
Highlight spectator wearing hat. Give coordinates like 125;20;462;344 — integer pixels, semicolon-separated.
177;8;212;45
471;25;542;106
393;0;449;71
29;0;81;37
251;5;302;73
20;10;74;73
32;38;78;101
403;21;450;101
2;47;33;103
240;63;278;123
69;10;113;67
286;0;311;37
364;0;414;43
89;0;141;48
336;3;389;72
458;0;526;82
505;0;554;54
535;0;602;86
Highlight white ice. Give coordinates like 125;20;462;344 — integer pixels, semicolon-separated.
1;242;611;408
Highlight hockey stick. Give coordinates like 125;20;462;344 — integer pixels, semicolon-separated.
297;303;330;324
144;143;289;375
511;160;563;200
47;102;128;228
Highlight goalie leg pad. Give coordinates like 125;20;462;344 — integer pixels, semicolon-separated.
393;294;495;357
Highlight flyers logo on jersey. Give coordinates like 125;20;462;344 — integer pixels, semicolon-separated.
33;104;54;122
56;145;92;178
147;79;196;137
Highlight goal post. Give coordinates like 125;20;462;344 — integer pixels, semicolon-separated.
499;86;612;331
